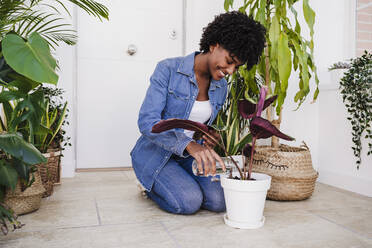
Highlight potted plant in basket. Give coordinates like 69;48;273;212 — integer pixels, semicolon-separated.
32;86;70;197
0;132;47;235
0;0;109;198
152;86;294;229
222;0;319;201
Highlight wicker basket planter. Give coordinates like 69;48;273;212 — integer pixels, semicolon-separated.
35;148;62;197
4;172;46;215
251;144;318;201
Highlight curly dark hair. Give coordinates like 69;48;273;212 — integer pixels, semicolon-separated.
200;11;266;69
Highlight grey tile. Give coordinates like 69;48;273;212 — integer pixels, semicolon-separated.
161;208;372;248
49;175;136;201
264;183;372;214
308;206;372;239
0;222;176;248
13;198;98;231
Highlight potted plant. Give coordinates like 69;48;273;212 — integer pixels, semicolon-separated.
329;51;372;169
32;86;71;197
222;0;319;200
152;86;294;229
0;132;47;235
0;0;108;198
0;0;109;234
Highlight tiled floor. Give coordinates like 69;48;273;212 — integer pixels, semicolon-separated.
1;170;372;248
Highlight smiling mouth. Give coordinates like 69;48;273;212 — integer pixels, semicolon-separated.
218;70;226;78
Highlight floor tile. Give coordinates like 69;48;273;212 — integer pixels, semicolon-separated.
0;222;176;248
13;198;98;232
308;206;372;239
161;208;372;248
264;183;372;214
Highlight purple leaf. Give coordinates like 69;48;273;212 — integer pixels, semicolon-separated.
242;143;255;157
256;86;268;117
250;117;295;141
152;118;211;135
263;95;278;111
238;100;256;119
238;96;278;120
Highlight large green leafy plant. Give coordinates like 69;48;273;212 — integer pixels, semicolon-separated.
0;0;109;235
223;0;318;148
330;51;372;169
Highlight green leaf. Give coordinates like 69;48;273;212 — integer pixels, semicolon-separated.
278;33;292;93
211;124;227;132
289;5;301;35
0;132;46;165
224;0;233;11
226;117;239;154
256;0;267;25
269;15;280;72
0;90;24;103
12;158;30;181
65;0;109;21
0;160;18;190
46;101;67;148
233;132;252;154
8;76;40;94
2;32;58;85
303;0;315;37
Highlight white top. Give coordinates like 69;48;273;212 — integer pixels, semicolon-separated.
184;100;212;138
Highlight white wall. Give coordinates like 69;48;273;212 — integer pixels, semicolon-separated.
57;0;372;197
53;2;77;178
315;0;372;197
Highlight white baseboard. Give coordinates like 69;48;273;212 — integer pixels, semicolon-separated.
318;169;372;197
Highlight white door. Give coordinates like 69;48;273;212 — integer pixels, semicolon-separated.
76;0;183;168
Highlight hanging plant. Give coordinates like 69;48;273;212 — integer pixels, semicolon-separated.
332;51;372;169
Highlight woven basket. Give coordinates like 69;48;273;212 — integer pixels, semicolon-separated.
4;172;46;215
35;149;62;197
251;144;318;201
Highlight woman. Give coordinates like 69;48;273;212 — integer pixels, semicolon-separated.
131;11;266;214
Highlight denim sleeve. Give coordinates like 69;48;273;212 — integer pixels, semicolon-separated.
137;61;193;157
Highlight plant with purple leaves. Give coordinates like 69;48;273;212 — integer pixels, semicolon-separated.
152;86;294;180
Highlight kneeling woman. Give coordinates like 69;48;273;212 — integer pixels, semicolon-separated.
131;11;266;214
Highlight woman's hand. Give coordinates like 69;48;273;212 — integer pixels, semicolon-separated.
202;130;221;149
186;141;226;176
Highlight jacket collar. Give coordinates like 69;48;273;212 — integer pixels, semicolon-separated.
177;51;226;87
177;51;198;77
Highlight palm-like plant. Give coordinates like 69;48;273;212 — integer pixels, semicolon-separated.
0;0;109;48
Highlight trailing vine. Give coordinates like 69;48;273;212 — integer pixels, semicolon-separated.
335;51;372;169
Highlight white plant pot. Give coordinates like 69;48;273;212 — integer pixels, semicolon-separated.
221;172;271;229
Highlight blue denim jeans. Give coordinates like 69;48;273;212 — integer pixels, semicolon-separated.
145;155;226;214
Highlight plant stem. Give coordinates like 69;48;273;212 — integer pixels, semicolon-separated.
248;136;257;180
194;126;244;179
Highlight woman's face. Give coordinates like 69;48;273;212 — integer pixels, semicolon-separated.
208;44;243;81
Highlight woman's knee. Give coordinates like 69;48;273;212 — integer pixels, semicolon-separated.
202;190;226;212
176;189;203;214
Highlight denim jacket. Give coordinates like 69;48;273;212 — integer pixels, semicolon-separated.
130;52;228;192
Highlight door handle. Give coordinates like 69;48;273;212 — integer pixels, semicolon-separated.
127;44;137;56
